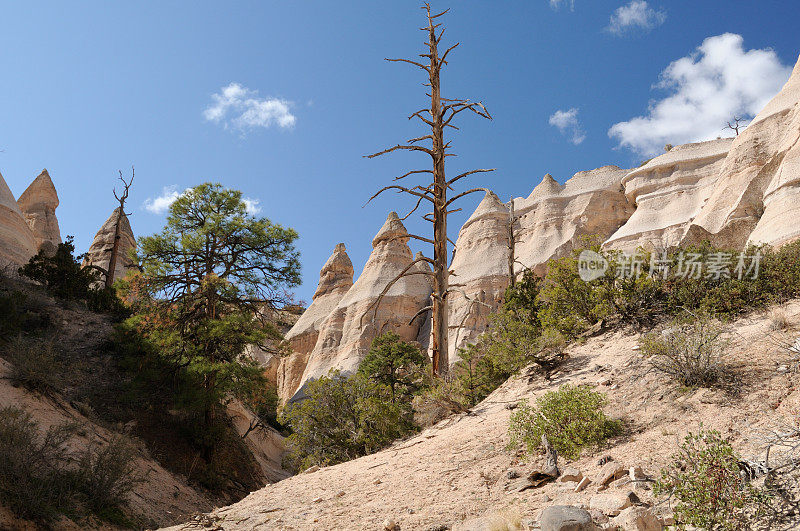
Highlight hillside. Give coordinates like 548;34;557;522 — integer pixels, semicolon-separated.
0;275;288;530
166;301;800;530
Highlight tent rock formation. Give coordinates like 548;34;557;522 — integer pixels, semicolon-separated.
82;207;138;283
17;169;62;256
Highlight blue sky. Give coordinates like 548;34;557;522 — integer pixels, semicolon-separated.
1;1;798;304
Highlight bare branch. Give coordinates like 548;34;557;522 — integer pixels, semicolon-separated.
408;304;433;326
446;187;491;207
366;143;433;159
394;169;433;181
364;185;435;207
385;57;429;71
447;168;496;186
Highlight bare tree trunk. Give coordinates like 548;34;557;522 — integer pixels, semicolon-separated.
364;4;494;376
507;198;516;288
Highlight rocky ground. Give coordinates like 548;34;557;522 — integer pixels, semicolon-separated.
165;300;800;530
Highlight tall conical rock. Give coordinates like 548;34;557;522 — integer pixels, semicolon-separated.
0;170;37;267
275;243;354;401
514;166;634;275
605;139;733;251
290;212;432;401
448;191;511;357
683;54;800;248
17;169;61;255
82;207;137;282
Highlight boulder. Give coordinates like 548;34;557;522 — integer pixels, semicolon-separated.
611;507;663;531
589;492;638;517
0;170;37;267
293;213;432;400
597;462;627;487
540;505;596;531
82;207;137;283
16;169;61;255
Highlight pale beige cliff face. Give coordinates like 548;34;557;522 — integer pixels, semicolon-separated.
0;170;38;268
514;166;634;275
275;243;354;401
448;191;511;358
291;212;432;400
82;207;137;282
685;55;800;249
17;169;61;255
604;139;733;252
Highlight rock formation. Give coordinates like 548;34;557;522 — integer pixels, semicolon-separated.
513;167;635;275
276;243;354;401
605;139;733;252
82;207;137;283
0;170;38;268
289;212;432;401
684;54;800;249
448;191;511;354
16;169;61;255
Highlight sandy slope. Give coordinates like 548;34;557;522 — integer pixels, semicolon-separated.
165;301;800;530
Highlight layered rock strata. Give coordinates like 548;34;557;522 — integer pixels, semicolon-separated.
290;212;432;401
513;167;635;275
276;243;354;401
0;170;38;267
605;139;733;252
17;169;61;255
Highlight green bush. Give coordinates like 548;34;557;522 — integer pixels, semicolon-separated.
358;332;428;403
639;313;729;387
3;336;63;394
281;371;417;471
0;406;78;521
77;435;142;512
19;237;98;300
655;429;769;529
0;288;50;340
508;384;622;460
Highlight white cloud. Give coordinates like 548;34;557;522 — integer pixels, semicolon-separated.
549;108;586;145
609;33;791;156
549;0;574;11
243;197;261;215
607;1;666;35
203;83;296;132
143;185;181;214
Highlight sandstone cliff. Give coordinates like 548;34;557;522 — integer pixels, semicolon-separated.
684;54;800;249
276;243;354;401
82;207;138;283
605;139;733;251
289;212;432;401
514;167;634;275
17;169;61;255
0;170;38;267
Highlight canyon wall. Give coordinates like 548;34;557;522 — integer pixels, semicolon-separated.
276;54;800;401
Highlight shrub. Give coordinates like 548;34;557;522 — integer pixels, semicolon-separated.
639;313;729;387
0;406;78;521
358;332;428;403
0;289;50;340
508;384;622;460
281;371;416;471
19;237;98;300
3;336;62;394
77;435;142;512
655;429;769;529
412;374;469;426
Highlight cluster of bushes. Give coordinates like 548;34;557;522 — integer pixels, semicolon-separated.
281;332;426;471
18;236;128;317
538;238;800;338
0;406;140;525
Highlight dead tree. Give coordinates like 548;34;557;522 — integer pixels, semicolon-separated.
725;116;746;136
364;4;494;375
106;167;134;288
